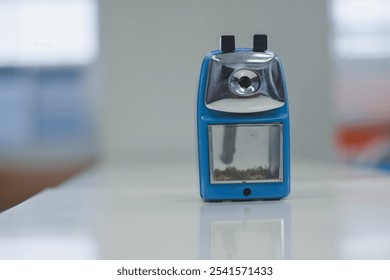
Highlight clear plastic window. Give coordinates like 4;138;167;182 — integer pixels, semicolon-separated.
208;124;283;184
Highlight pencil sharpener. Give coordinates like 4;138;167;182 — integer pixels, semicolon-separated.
197;34;290;201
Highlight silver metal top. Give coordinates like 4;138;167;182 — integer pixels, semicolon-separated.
205;51;286;113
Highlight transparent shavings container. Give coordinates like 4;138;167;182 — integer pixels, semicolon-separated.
208;124;283;184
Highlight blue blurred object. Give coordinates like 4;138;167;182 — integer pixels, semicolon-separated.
0;68;94;149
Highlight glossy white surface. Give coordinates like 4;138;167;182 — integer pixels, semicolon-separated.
1;159;390;259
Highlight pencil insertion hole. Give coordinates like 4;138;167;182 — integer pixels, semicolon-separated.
228;69;260;97
243;188;251;196
239;76;251;88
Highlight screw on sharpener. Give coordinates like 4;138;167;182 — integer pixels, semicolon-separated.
243;188;251;197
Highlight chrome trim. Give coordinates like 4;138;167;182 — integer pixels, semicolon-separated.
212;50;275;64
206;95;284;114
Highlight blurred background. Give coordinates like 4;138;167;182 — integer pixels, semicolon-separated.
1;0;390;208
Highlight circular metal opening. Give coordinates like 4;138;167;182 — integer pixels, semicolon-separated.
229;69;260;97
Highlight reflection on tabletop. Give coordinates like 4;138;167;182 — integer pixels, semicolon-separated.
200;202;291;260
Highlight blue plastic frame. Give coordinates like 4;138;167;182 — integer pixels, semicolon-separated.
197;49;290;201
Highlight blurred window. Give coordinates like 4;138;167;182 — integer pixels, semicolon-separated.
331;0;390;167
0;0;98;160
0;0;97;66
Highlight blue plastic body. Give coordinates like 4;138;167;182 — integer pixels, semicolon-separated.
197;49;290;201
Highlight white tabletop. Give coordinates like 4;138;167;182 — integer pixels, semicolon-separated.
1;159;390;260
